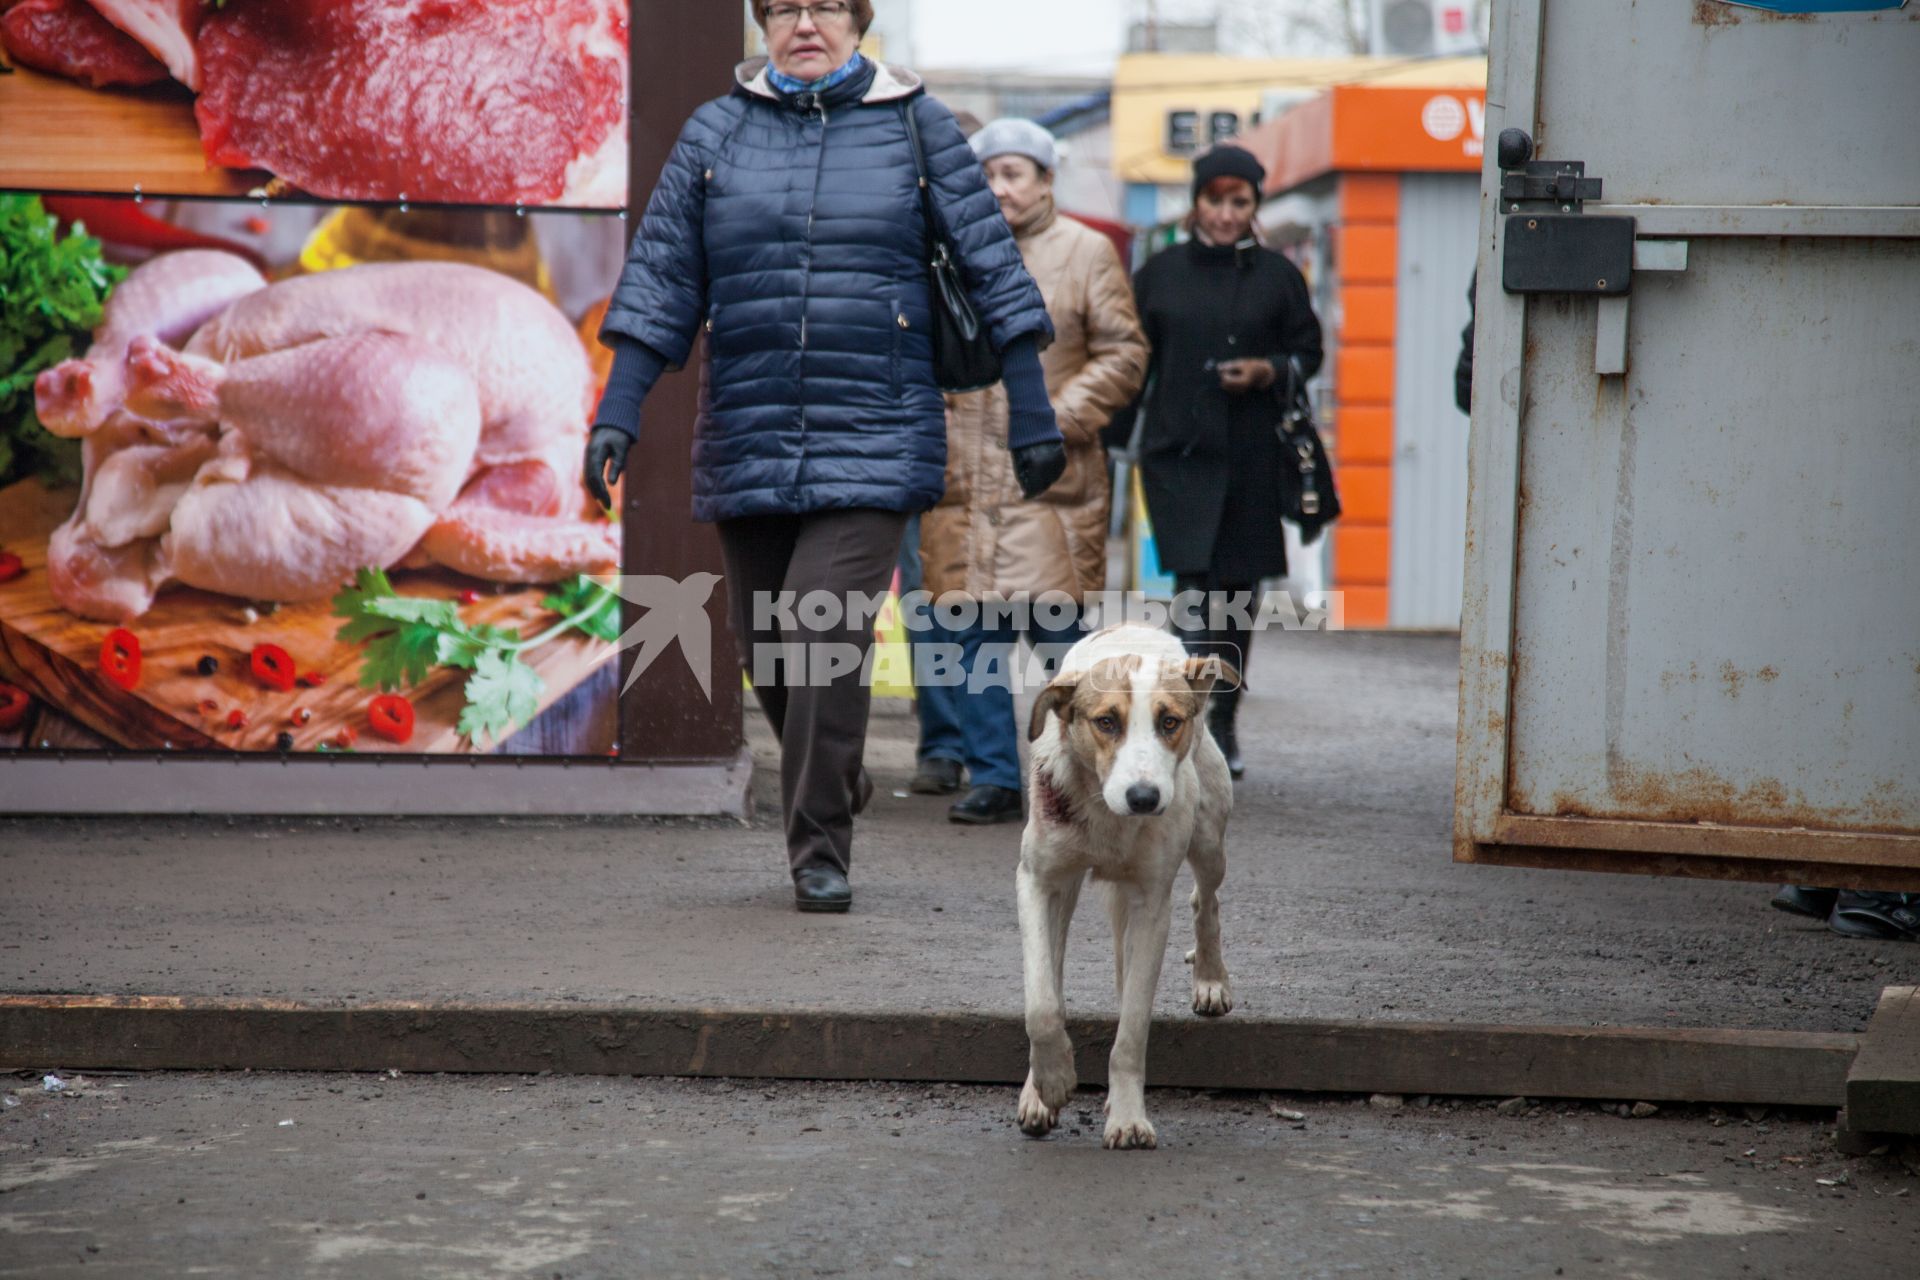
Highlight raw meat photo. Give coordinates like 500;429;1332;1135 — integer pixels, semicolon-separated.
0;0;629;208
0;195;633;758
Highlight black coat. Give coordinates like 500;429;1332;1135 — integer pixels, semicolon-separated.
1129;238;1324;584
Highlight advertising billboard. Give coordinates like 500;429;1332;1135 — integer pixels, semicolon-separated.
0;195;629;758
0;0;629;209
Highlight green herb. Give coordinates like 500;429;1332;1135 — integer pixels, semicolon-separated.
331;569;622;747
0;195;125;491
541;574;622;643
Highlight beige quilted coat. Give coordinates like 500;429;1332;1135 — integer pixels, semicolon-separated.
920;198;1147;604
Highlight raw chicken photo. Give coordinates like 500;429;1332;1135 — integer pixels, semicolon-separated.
0;0;630;208
37;255;618;621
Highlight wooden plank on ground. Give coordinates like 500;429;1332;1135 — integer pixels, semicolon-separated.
1847;986;1920;1134
0;997;1861;1107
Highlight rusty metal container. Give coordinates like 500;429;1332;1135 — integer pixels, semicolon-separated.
1456;0;1920;887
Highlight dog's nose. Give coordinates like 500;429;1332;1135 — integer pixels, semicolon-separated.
1124;784;1161;815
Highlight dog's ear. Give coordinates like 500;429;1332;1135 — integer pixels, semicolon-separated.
1182;655;1242;698
1027;673;1081;742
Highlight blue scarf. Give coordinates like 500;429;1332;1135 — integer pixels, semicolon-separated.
766;50;867;97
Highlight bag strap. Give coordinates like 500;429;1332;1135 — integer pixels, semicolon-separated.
1278;355;1313;429
899;101;946;266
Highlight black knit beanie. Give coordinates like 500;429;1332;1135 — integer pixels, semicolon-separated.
1191;146;1267;200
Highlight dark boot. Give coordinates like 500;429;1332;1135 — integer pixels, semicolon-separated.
794;865;852;914
910;757;964;795
1830;892;1920;941
948;785;1024;825
1208;687;1244;780
1769;886;1838;920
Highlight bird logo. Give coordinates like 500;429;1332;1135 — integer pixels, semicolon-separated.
610;573;724;700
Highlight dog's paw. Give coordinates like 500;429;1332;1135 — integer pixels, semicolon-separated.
1191;976;1234;1017
1017;1077;1059;1137
1183;947;1195;965
1102;1115;1158;1150
1028;1041;1077;1112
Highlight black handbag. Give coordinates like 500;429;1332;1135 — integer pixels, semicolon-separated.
900;102;1003;393
1275;358;1340;545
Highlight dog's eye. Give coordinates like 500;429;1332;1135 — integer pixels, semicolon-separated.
1093;715;1119;735
1159;714;1182;735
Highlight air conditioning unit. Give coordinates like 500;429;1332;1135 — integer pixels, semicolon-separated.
1369;0;1483;57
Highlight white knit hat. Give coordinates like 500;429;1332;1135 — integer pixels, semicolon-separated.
969;118;1058;172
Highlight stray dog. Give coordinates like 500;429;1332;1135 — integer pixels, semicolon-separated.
1017;624;1237;1149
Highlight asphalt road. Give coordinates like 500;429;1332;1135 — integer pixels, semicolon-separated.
0;632;1908;1033
3;1071;1915;1280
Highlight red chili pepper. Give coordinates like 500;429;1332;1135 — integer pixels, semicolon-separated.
290;708;312;726
42;197;271;274
243;215;272;236
333;726;358;748
0;551;24;584
458;588;481;605
297;672;327;688
250;643;296;692
226;709;247;730
100;629;142;691
0;682;32;732
368;694;415;745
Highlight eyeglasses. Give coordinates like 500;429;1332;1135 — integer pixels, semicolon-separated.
765;2;853;30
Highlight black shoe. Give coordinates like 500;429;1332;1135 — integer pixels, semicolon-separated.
1830;892;1920;942
1208;693;1244;780
948;785;1024;825
793;866;852;914
910;757;964;795
1769;885;1838;920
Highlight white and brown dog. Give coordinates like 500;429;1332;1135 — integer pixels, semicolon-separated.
1017;624;1237;1149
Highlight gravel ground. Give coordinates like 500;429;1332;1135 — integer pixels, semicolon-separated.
3;1070;1916;1280
0;631;1910;1031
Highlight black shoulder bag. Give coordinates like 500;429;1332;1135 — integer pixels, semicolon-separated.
900;101;1003;393
1275;357;1341;545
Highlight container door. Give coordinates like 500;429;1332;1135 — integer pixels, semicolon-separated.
1456;0;1920;888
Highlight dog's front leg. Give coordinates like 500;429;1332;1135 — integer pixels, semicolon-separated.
1104;880;1174;1150
1017;859;1081;1136
1185;810;1234;1017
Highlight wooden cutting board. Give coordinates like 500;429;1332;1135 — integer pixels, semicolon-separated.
0;64;260;198
0;479;618;755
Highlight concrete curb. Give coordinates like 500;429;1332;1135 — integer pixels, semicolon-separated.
0;997;1858;1106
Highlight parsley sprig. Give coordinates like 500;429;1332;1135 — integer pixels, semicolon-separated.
0;195;124;490
331;569;622;746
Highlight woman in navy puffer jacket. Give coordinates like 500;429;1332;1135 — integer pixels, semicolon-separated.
585;0;1064;913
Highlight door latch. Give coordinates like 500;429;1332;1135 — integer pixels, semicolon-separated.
1498;129;1635;296
1495;129;1690;376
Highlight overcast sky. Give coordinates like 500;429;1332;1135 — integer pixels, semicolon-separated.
906;0;1136;74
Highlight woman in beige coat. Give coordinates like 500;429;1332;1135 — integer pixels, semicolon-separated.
912;119;1149;823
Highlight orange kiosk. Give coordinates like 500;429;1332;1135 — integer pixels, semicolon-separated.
1240;78;1487;630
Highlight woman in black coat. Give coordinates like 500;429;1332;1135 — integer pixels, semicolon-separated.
1129;145;1324;778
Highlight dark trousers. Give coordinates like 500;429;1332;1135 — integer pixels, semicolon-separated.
911;609;1082;792
718;508;909;877
1173;572;1256;685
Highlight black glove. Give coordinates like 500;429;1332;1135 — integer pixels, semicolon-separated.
1011;440;1067;501
583;425;631;510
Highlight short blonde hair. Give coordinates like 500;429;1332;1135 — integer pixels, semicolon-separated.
751;0;875;36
